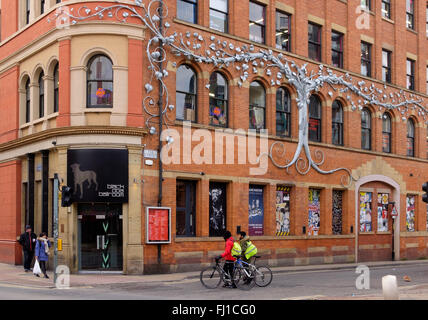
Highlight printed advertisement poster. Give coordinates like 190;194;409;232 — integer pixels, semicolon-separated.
249;186;264;236
147;207;171;244
332;190;343;235
359;192;372;232
377;193;389;232
308;189;321;236
209;183;227;237
276;186;290;236
406;195;415;232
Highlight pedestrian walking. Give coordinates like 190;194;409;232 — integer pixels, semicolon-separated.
18;225;37;272
35;232;51;279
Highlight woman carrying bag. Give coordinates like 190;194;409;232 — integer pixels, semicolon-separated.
34;232;51;279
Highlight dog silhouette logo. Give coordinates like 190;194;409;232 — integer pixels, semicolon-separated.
70;163;98;199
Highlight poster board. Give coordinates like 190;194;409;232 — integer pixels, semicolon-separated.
146;207;171;244
249;186;264;236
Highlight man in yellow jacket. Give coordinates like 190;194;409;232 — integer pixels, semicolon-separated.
237;231;257;264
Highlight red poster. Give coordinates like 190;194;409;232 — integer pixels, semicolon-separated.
147;208;170;243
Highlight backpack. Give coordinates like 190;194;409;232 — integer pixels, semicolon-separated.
231;241;242;257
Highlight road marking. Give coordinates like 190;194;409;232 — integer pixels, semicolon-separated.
281;295;326;300
0;282;52;290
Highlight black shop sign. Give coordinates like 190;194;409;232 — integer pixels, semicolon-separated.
67;149;128;203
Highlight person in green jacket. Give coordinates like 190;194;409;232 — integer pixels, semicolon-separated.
237;231;257;264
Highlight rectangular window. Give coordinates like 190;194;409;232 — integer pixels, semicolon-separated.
331;31;344;68
406;195;416;232
361;42;372;77
359;192;372;232
308;189;321;236
209;182;227;237
377;193;389;232
26;0;30;24
332;190;343;235
276;11;291;52
41;0;45;15
361;0;371;11
382;50;392;83
177;0;198;24
249;185;264;236
210;0;228;33
382;0;391;19
308;23;322;62
176;180;196;237
276;186;291;236
407;59;415;90
249;2;265;44
407;0;415;29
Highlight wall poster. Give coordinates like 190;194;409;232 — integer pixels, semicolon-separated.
308;189;321;236
377;193;389;232
359;192;372;232
146;207;171;244
276;186;291;236
249;185;264;236
406;195;416;232
332;190;343;235
209;183;227;237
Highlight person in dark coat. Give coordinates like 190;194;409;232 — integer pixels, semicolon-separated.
35;232;51;279
18;225;37;272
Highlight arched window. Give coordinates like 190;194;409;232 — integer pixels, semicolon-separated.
249;81;266;131
209;72;228;127
25;79;31;123
276;87;291;137
87;55;113;108
309;95;321;142
53;63;59;113
38;72;44;118
332;100;343;146
382;113;392;153
176;65;197;122
361;108;372;150
407;118;415;157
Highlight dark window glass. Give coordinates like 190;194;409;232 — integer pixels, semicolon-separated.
25;79;30;123
276;87;291;137
332;100;343;146
209;182;227;237
39;72;44;118
26;0;30;24
41;0;45;14
249;2;265;44
382;50;392;83
176;65;197;122
382;113;392;153
209;72;228;127
177;0;198;24
210;0;228;33
276;11;291;52
176;180;196;237
361;108;371;150
332;190;343;235
382;0;391;19
249;81;266;131
87;55;113;108
406;0;414;29
407;119;415;157
54;63;59;113
331;31;344;68
361;42;372;77
407;59;415;90
308;23;322;62
309;95;321;142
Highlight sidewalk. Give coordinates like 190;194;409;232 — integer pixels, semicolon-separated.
1;259;428;290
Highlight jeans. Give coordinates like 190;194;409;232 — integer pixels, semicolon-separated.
23;250;34;270
223;261;235;283
39;261;47;275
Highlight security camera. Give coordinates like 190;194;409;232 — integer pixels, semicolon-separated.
52;141;57;146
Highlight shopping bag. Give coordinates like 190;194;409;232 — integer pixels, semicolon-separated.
33;259;42;275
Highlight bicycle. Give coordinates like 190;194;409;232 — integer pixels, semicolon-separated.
236;255;273;288
200;257;256;290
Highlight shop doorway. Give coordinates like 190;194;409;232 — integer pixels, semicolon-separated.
78;204;123;271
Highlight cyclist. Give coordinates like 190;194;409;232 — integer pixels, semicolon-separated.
217;230;237;288
237;231;257;264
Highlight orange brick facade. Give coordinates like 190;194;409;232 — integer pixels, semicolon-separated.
0;1;428;274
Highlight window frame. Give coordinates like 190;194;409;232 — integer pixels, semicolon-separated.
176;180;197;237
249;1;266;44
382;112;392;153
361;108;372;150
331;31;344;69
361;41;372;77
177;0;198;24
276;87;291;137
407;59;415;91
176;64;198;122
275;10;291;52
407;118;415;157
53;63;59;113
86;55;114;108
249;81;266;132
381;0;391;19
26;0;30;24
332;100;344;146
308;95;322;143
361;0;372;11
38;72;45;118
382;49;392;83
406;0;415;30
41;0;45;15
209;0;229;33
209;71;228;127
25;78;31;123
308;22;322;62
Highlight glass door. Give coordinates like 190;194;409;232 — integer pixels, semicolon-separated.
78;204;123;271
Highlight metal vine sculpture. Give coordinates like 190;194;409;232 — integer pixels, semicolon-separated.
51;0;428;186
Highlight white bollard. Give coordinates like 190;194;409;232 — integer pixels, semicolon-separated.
382;275;399;300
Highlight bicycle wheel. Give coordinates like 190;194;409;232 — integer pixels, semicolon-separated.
235;267;256;291
200;267;222;289
254;266;273;287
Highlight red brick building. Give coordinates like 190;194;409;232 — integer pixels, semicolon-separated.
0;0;428;274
